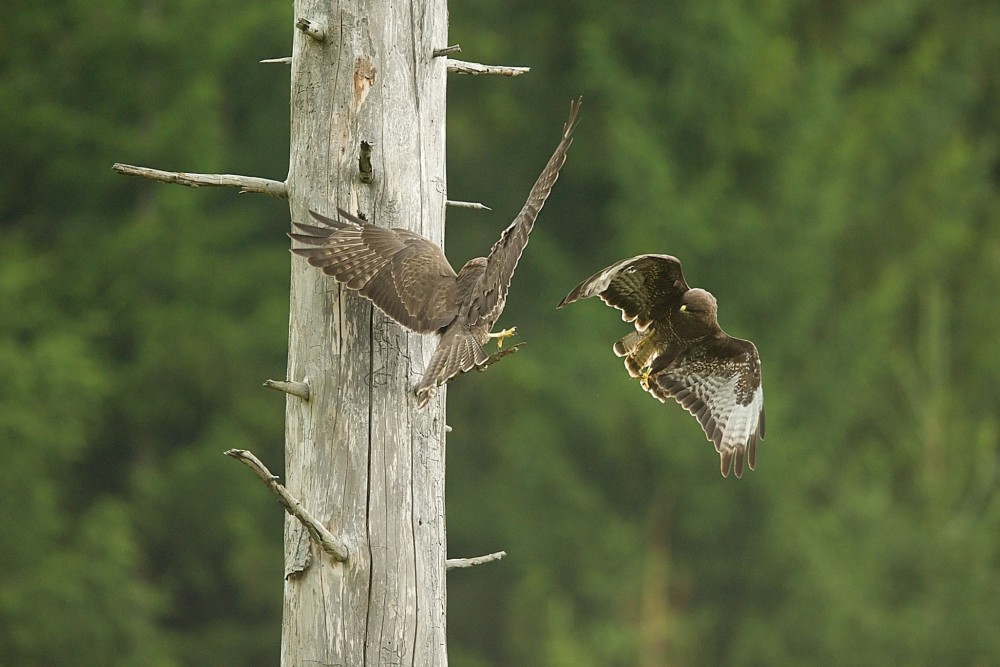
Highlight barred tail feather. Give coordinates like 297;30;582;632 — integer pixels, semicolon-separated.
415;327;488;409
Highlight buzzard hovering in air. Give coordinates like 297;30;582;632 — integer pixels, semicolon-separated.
290;97;582;408
558;255;764;478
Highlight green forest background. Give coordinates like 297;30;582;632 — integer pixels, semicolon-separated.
3;0;1000;665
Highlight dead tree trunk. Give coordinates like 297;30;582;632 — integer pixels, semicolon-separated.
282;1;449;664
113;0;529;663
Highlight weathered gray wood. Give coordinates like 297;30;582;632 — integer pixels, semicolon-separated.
445;58;530;76
282;1;449;665
111;162;288;197
224;449;348;561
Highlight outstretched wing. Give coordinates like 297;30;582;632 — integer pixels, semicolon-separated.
472;97;583;326
290;209;460;333
557;254;690;332
648;335;765;478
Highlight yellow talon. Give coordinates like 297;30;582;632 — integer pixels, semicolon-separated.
489;326;517;349
639;367;652;391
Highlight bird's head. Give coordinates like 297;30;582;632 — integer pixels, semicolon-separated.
677;289;719;333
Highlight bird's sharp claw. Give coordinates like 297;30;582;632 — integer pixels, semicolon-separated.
639;368;652;391
489;326;517;349
490;327;517;350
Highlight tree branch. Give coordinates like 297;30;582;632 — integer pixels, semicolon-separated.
263;379;311;400
445;59;530;77
261;56;293;64
295;17;326;42
432;44;462;57
446;551;506;570
475;341;525;373
441;342;524;390
112;163;288;198
224;449;349;562
446;199;492;211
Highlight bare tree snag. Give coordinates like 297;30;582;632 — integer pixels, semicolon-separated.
111;163;288;197
283;0;449;665
294;17;327;42
263;379;311;400
446;199;491;210
224;449;349;562
433;44;462;57
112;0;524;663
445;58;530;76
446;550;507;570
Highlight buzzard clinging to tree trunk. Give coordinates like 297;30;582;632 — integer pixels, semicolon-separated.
290;97;581;408
558;254;765;478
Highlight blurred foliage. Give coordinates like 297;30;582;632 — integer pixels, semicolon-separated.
2;0;999;665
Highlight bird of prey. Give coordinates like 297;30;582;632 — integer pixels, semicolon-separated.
290;97;582;408
558;254;764;478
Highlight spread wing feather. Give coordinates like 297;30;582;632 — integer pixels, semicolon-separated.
289;209;460;333
648;336;764;478
473;97;582;326
557;254;690;331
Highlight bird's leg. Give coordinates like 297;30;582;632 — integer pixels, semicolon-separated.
488;326;518;349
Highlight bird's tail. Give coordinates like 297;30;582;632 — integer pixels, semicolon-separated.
415;326;489;409
613;331;657;378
